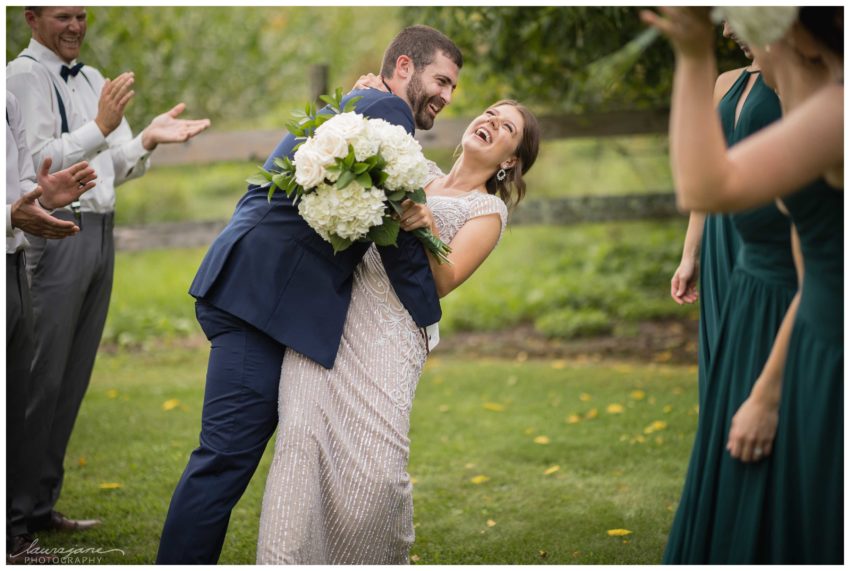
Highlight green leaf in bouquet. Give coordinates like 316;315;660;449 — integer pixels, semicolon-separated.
377;171;389;186
273;157;288;171
329;234;353;253
387;190;406;202
336;170;355;189
246;173;269;186
285;120;305;137
356;172;373;188
343;148;356;169
407;187;427;204
272;173;289;189
319;94;336;109
314;114;332;127
352;162;370;175
368;217;400;247
343;95;363;113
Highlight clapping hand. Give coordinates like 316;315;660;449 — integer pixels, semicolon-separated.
353;73;388;92
141;103;211;151
36;156;97;210
96;71;135;136
10;187;79;239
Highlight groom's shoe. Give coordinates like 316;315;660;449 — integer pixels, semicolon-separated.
7;534;60;564
46;510;101;533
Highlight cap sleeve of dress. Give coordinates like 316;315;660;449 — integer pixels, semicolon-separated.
423;159;445;187
469;194;509;243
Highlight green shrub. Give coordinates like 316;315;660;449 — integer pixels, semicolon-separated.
536;307;613;338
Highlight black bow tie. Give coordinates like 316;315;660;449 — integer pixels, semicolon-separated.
60;62;84;82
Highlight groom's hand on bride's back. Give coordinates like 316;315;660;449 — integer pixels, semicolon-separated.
352;73;388;92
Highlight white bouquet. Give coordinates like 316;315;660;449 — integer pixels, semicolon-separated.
249;89;451;263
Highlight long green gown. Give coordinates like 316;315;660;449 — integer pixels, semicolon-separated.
695;70;773;404
664;70;786;563
762;179;843;563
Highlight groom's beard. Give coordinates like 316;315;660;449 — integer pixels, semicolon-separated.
407;72;442;131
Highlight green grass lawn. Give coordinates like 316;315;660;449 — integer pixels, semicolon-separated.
43;348;698;564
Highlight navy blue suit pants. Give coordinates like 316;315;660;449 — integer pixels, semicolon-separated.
156;301;284;564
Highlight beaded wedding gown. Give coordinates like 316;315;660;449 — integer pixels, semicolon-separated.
256;166;508;564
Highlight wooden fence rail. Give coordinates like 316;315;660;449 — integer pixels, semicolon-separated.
151;109;670;167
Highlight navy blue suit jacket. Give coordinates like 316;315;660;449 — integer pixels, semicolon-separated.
189;90;441;369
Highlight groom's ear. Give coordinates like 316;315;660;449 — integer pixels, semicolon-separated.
393;55;414;80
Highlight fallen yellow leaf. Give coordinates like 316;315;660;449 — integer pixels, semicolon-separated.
613;364;633;374
643;420;668;435
486;519;497;527
579;393;592;402
106;389;119;399
470;475;490;485
533;435;550;445
663;404;673;413
410;476;418;485
585;408;599;420
99;482;122;490
543;465;560;475
410;554;421;562
566;414;581;424
432;376;444;385
465;463;476;469
78;457;87;467
607;529;633;537
550;360;567;369
438;404;450;413
524;427;536;435
606;403;624;414
162;399;181;411
482;402;505;412
630;390;646;401
515;351;529;363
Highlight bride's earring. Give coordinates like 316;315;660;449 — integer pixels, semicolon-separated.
496;168;507;182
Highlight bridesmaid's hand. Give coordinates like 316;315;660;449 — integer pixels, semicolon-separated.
727;392;779;463
670;256;699;304
398;198;435;233
640;7;714;60
352;73;387;92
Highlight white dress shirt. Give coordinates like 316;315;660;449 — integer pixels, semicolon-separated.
6;91;38;254
6;38;151;214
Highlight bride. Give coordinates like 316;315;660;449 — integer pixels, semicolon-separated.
256;79;540;564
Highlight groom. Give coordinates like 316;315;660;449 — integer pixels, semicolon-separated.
156;25;462;564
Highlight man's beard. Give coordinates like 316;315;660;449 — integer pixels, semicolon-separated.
407;72;440;131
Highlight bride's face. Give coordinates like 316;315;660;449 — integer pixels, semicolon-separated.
461;104;525;168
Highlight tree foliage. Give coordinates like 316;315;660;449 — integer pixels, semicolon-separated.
5;6;402;129
401;6;747;114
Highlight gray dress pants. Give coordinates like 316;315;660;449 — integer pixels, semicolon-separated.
15;211;115;531
7;250;34;541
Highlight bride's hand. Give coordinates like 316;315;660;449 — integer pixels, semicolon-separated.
353;73;387;92
398;199;435;233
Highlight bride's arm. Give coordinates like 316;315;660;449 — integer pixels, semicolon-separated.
399;200;501;298
642;8;843;213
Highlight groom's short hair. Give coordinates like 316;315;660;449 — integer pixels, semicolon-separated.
380;25;463;79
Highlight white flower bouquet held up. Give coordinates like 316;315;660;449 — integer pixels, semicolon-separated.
248;89;451;263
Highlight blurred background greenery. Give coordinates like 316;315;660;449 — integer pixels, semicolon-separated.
6;6;735;346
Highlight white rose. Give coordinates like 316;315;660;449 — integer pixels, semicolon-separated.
312;127;350;162
318;111;367;141
293;144;327;189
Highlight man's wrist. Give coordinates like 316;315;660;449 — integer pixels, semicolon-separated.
141;128;157;151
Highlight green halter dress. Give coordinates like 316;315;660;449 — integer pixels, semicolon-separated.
762;178;843;563
664;70;788;563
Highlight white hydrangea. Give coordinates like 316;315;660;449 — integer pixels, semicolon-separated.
711;6;799;49
297;180;386;242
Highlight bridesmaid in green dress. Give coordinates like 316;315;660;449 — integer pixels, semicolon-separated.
643;6;843;564
663;46;789;562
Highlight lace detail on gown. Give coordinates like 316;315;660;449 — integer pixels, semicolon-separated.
257;170;508;564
